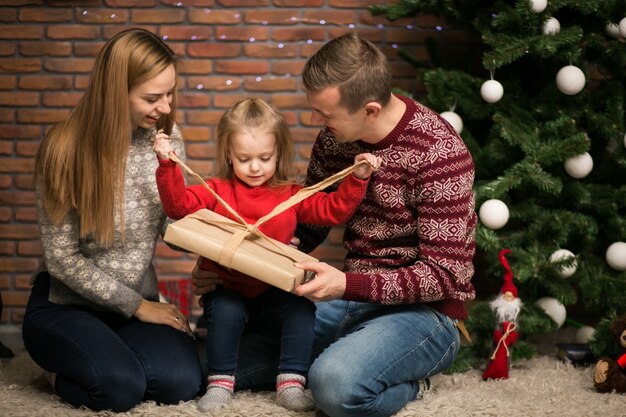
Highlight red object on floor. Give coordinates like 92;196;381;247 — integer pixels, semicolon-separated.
158;278;193;316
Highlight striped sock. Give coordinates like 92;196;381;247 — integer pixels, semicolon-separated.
196;374;235;412
275;373;315;412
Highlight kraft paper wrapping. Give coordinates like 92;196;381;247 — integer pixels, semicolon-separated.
164;209;318;292
162;152;368;292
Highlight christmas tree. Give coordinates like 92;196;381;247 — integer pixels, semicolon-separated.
371;0;626;371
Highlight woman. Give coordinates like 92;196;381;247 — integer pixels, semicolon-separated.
22;28;203;412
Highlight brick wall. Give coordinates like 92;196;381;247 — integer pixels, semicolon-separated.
0;0;466;324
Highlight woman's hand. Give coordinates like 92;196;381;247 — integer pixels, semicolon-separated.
353;153;382;180
153;130;173;160
134;299;193;336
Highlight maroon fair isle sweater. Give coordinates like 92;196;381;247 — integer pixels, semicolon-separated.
156;158;370;298
296;94;477;320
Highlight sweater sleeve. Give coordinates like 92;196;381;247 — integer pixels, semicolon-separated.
296;173;369;226
155;157;217;220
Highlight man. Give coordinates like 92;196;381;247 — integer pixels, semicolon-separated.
194;32;477;417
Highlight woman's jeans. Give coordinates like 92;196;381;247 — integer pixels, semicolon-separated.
236;300;460;417
22;273;203;412
204;286;315;376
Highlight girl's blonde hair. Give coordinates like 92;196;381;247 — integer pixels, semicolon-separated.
34;28;178;246
214;98;296;187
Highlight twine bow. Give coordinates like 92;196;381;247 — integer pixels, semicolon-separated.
167;152;374;269
490;322;517;360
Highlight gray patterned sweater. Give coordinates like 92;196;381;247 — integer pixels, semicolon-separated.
33;125;185;318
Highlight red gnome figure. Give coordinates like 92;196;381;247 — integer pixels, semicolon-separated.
482;249;523;380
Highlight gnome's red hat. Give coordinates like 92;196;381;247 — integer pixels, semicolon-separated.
499;249;518;298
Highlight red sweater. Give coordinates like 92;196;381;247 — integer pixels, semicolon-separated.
156;158;369;297
296;94;477;320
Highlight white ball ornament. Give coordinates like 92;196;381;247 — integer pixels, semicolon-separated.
605;23;621;38
530;0;548;13
440;111;463;134
619;17;626;38
543;17;560;35
478;199;510;230
480;79;504;103
556;65;586;95
549;249;577;278
574;326;596;344
605;241;626;271
535;297;567;328
564;152;593;178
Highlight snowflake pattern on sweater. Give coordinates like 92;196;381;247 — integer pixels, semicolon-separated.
297;95;477;319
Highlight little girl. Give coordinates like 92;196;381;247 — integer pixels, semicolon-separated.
153;98;380;412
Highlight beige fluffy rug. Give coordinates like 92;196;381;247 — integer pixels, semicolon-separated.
1;352;624;417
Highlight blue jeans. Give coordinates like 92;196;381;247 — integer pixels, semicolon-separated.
22;273;203;412
237;300;460;417
204;286;315;376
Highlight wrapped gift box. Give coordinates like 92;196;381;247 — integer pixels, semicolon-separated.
163;208;318;292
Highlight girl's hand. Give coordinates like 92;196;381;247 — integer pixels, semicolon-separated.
134;299;193;337
153;130;173;160
353;153;382;180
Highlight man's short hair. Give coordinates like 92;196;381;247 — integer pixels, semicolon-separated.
302;32;392;113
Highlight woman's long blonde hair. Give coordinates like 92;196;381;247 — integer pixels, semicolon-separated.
34;28;178;246
214;98;296;187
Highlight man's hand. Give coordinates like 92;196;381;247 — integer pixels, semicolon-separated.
292;261;346;302
191;256;223;307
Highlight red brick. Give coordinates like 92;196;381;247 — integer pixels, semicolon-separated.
290;128;318;143
73;41;106;56
243;76;298;92
0;0;44;5
16;142;39;157
0;158;33;173
19;75;73;90
188;43;242;58
0;91;39;106
102;25;157;39
132;9;184;24
0;190;35;206
271;60;306;76
19;8;72;22
274;0;323;5
0;9;17;23
0;76;16;89
17;109;69;124
272;94;308;109
17;240;41;256
186;110;223;125
328;27;381;42
360;12;419;28
76;8;129;24
15;274;33;289
180;127;211;142
105;0;156;6
155;241;186;258
302;10;358;26
280;111;297;125
47;25;100;40
244;43;297;58
187;160;213;175
19;41;72;57
0;58;41;73
271;27;325;42
215;60;269;75
0;125;41;139
0;43;17;56
160;26;212;41
1;289;31;306
186;143;214;158
218;0;268;5
0;207;11;222
178;59;213;75
43;92;82;107
0;224;39;240
0;109;15;122
160;0;214;6
189;9;241;25
213;94;255;108
0;142;12;155
74;75;90;89
14;175;34;189
329;0;372;7
244;10;299;25
179;94;211;108
0;242;15;256
0;25;42;39
186;76;241;91
44;58;95;73
215;27;268;42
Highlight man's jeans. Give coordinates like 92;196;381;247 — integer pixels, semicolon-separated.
237;300;460;417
